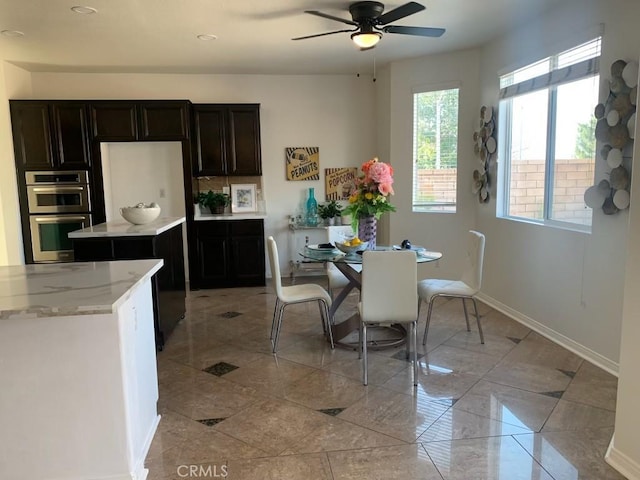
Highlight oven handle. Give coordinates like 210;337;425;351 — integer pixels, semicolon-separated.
32;216;90;222
31;186;86;192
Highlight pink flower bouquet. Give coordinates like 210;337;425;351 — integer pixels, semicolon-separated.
343;157;396;231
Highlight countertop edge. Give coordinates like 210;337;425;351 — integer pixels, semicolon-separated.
0;259;164;320
69;217;186;238
109;259;164;312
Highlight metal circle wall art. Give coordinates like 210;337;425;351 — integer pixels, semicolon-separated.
472;105;496;203
584;59;637;215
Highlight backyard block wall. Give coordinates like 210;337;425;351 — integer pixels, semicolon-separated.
416;158;593;223
509;158;594;223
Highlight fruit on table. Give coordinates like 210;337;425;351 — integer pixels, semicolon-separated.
343;237;362;247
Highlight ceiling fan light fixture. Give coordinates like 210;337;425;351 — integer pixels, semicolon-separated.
351;31;381;49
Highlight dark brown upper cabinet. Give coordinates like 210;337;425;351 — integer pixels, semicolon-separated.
90;100;189;142
90;102;138;141
10;100;91;170
193;104;261;176
139;102;189;140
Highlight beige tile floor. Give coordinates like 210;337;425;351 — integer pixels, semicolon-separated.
146;278;624;480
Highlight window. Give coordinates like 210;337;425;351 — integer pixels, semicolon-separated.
499;37;601;229
412;87;459;212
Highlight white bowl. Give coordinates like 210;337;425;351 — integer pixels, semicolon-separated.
335;240;368;255
120;206;161;225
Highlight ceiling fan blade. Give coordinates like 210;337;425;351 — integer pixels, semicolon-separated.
377;2;425;25
383;25;446;37
292;29;358;41
305;10;358;26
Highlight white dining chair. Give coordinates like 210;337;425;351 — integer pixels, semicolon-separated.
417;230;486;346
267;236;334;353
358;250;418;386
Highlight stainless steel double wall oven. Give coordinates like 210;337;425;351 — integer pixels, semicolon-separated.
25;171;92;262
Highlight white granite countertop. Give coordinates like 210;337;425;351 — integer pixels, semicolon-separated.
68;216;185;238
0;259;163;319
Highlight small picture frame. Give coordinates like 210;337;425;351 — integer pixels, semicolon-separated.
231;184;257;213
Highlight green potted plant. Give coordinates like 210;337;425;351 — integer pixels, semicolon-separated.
317;200;342;226
197;190;230;214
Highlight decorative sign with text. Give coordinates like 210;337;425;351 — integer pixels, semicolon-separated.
285;147;320;181
325;167;358;200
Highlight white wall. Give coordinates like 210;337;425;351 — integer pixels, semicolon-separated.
474;0;640;368
375;67;392;245
101;142;185;220
0;62;33;266
386;49;481;281
4;73;376;273
610;79;640;479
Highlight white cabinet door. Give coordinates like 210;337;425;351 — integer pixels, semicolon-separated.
117;280;159;472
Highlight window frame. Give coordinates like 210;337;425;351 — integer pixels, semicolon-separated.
498;38;601;232
411;83;460;214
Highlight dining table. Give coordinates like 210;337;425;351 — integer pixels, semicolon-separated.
300;244;443;349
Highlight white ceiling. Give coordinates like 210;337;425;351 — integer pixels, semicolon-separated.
0;0;561;75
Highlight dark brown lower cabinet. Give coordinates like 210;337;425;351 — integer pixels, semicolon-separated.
72;224;185;349
194;219;265;289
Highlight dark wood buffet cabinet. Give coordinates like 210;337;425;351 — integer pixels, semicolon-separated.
193;219;265;289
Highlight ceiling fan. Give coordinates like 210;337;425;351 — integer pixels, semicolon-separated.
292;1;445;50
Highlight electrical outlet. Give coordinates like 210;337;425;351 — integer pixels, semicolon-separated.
159;188;166;198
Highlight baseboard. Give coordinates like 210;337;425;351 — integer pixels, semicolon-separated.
606;436;640;480
476;292;619;376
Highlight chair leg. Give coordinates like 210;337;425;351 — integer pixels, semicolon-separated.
317;300;327;335
362;322;368;386
412;320;418;387
405;322;411;360
422;298;435;346
471;297;485;344
272;303;286;353
413;299;422;359
358;319;363;359
462;298;471;332
270;298;280;341
320;300;335;349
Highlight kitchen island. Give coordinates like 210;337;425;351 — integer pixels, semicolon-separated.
0;259;163;480
69;216;186;349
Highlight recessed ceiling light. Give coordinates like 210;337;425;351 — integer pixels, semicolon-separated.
71;6;97;14
1;30;25;37
197;34;218;41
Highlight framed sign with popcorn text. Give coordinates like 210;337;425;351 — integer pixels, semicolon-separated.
325;167;357;200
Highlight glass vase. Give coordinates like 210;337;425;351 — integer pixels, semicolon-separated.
358;215;377;250
305;188;318;226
